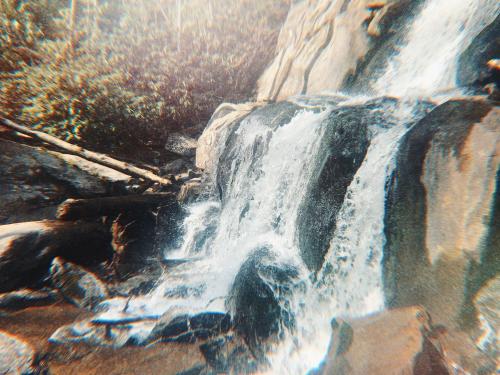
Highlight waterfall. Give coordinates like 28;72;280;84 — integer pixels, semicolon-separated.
373;0;500;97
96;0;498;372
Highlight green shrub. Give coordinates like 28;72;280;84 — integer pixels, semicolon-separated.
0;0;289;163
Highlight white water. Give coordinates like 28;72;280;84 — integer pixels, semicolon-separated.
266;0;499;372
94;0;499;372
265;102;417;374
100;108;331;325
374;0;500;98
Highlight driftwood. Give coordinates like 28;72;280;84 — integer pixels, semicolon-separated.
57;193;177;221
0;117;172;186
0;220;112;293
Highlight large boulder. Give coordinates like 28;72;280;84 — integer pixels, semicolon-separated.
0;330;38;375
256;0;420;100
0;220;112;292
297;97;429;270
457;14;500;88
227;248;300;350
196;102;263;172
0;139;131;224
383;97;499;371
317;307;452;375
50;257;109;310
164;133;198;158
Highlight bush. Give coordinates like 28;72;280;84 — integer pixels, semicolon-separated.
0;0;289;163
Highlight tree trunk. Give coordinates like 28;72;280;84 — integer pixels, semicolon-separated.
57;193;178;220
0;117;173;186
69;0;78;56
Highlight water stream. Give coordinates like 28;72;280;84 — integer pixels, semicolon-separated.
97;0;499;372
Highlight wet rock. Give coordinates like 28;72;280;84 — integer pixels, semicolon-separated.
474;276;499;356
50;317;155;347
178;178;203;204
149;311;231;344
196;102;263;172
50;257;108;310
457;14;500;87
227;248;299;350
0;288;58;310
383;97;499;372
50;319;110;347
317;307;452;375
111;274;158;297
175;365;208;375
0;330;37;375
199;335;258;374
165;133;197;158
297;98;402;271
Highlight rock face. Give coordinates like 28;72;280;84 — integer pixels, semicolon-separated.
0;138;131;224
196;102;263;172
0;288;57;310
297;97;425;271
317;307;452;375
150;311;231;344
474;276;499;357
164;133;198;158
227;248;299;350
0;330;37;375
256;0;420;101
457;14;500;87
384;98;499;325
50;257;109;310
383;97;499;372
0;220;112;292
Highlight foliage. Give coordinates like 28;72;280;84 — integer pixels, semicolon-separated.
0;0;289;162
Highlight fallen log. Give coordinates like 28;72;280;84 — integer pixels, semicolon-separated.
0;220;112;293
56;193;178;221
0;117;172;186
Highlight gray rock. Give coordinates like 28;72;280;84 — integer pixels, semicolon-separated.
111;274;158;296
0;330;36;375
474;277;499;356
50;257;108;310
227;247;299;350
178;178;203;204
457;14;500;87
0;139;130;224
49;318;155;348
161;158;193;175
165;133;197;157
0;288;58;310
149;309;231;344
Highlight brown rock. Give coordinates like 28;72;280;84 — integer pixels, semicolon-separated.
0;220;112;292
50;257;109;310
319;307;452;375
0;330;37;375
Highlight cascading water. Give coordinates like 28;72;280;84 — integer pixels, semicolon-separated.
373;0;500;98
96;0;499;372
